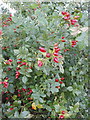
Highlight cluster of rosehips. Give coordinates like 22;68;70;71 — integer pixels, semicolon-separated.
2;14;12;27
71;40;78;47
61;11;79;26
0;81;8;88
15;71;20;79
59;110;66;119
4;59;13;65
16;59;32;78
55;77;65;89
38;44;63;66
2;46;9;50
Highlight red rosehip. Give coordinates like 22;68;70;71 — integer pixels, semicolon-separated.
62;37;65;39
61;40;66;42
59;115;64;119
53;57;59;63
64;16;70;20
54;43;58;47
61;77;65;80
74;16;80;19
0;30;2;35
56;86;60;89
39;47;46;52
59;81;63;84
6;97;9;100
5;77;9;80
61;11;66;15
8;68;11;71
18;94;21;97
17;61;22;64
16;67;20;70
21;62;27;65
65;12;70;17
55;79;59;82
46;53;51;58
10;108;14;110
53;52;58;56
55;48;60;53
27;98;32;100
61;111;66;114
10;14;12;17
8;59;13;62
38;60;43;67
18;89;21;92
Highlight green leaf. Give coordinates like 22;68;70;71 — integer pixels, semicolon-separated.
22;76;28;84
67;86;73;91
8;84;15;93
54;104;60;112
20;111;29;118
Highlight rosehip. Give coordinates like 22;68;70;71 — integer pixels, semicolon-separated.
0;30;2;35
55;48;60;53
46;53;51;58
59;115;64;119
61;40;66;42
74;16;80;19
62;111;66;114
61;77;65;80
6;97;9;100
8;59;13;62
62;37;65;39
39;47;46;52
61;11;66;15
59;81;63;84
38;60;43;67
55;79;59;82
53;57;59;63
10;108;14;110
53;52;58;56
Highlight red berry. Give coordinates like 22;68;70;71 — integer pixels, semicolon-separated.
61;11;66;15
64;16;70;20
10;108;14;110
39;47;46;52
74;16;80;19
10;14;12;17
46;53;51;58
59;81;63;84
17;61;22;64
8;59;13;62
18;94;21;97
61;40;66;42
53;57;59;63
6;97;9;100
0;30;2;35
56;86;60;89
61;77;65;80
61;111;66;114
55;79;59;82
53;52;58;56
59;115;64;119
55;48;60;53
62;37;65;39
65;12;70;17
21;62;27;65
38;60;43;67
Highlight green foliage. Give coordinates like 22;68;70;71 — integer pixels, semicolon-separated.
1;1;88;119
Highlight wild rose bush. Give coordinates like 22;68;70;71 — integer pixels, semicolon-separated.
0;2;88;119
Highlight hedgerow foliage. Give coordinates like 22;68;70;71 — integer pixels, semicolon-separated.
1;2;88;119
